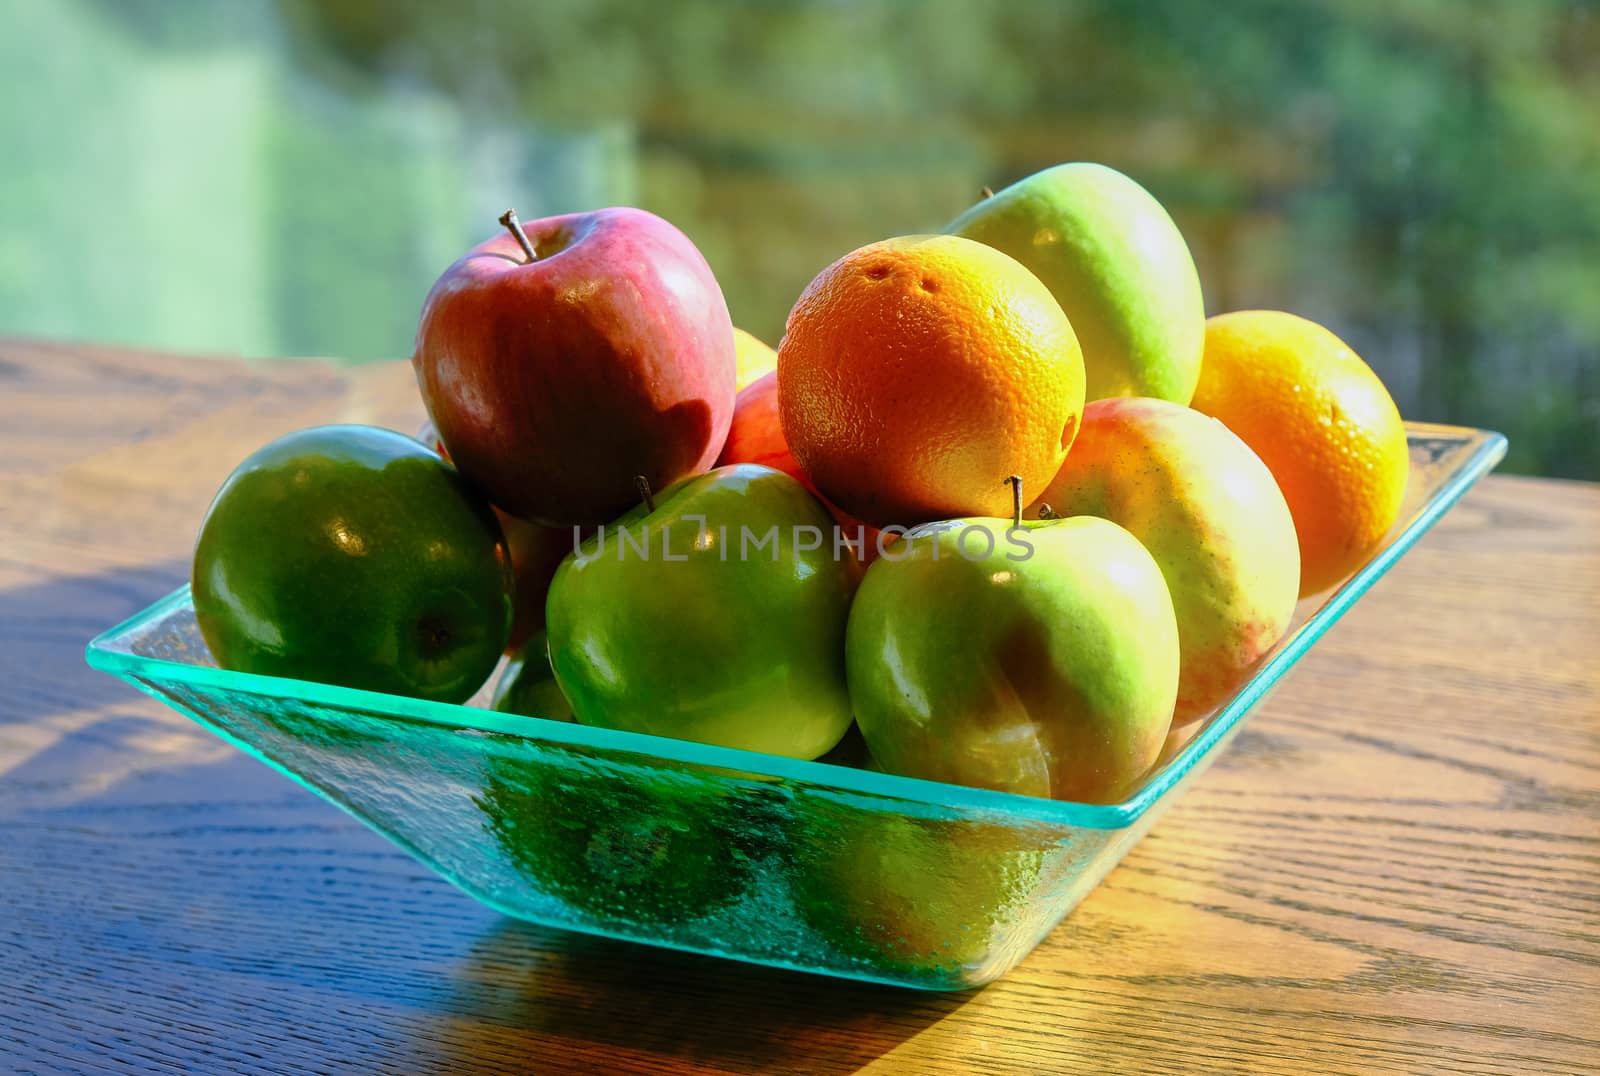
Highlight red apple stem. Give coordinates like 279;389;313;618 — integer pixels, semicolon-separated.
635;474;656;513
1006;475;1023;528
980;185;995;200
498;209;539;263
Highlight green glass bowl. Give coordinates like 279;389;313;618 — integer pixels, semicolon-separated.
85;423;1505;990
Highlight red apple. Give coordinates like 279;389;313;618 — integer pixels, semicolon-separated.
414;207;737;526
717;372;884;563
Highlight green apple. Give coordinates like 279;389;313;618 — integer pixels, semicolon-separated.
545;464;858;759
846;513;1178;804
492;629;575;721
476;753;781;924
948;162;1205;404
482;631;781;925
192;424;512;703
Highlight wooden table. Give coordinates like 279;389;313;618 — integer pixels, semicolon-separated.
2;340;1596;1074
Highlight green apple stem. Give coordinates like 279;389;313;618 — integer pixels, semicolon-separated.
1006;475;1023;528
498;209;539;263
634;474;656;513
980;185;995;200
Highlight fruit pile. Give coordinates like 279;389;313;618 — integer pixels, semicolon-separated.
192;162;1409;807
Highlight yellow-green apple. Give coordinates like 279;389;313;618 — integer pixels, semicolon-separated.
847;508;1179;804
948;163;1204;404
733;327;778;389
192;425;513;703
546;464;858;759
414;207;737;526
1029;398;1300;725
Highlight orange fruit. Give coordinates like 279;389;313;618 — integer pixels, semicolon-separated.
732;327;779;390
1191;310;1409;597
777;234;1085;526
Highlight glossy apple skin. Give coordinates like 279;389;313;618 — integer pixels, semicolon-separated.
192;425;513;703
846;514;1178;804
948;163;1204;404
716;371;883;563
477;754;780;924
483;633;781;924
414;207;737;526
546;464;858;760
1029;398;1300;725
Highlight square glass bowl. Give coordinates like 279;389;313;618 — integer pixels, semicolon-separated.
85;423;1505;990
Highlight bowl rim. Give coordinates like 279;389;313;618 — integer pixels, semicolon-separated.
85;423;1507;832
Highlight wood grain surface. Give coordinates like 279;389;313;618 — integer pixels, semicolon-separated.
1;339;1596;1075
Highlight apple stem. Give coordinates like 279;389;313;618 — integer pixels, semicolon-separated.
635;474;656;513
980;185;995;200
498;209;539;263
1038;503;1058;521
1006;475;1023;529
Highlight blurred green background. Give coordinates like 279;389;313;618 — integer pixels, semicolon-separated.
3;0;1596;477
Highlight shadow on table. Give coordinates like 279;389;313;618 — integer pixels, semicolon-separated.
439;917;975;1073
0;556;189;723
